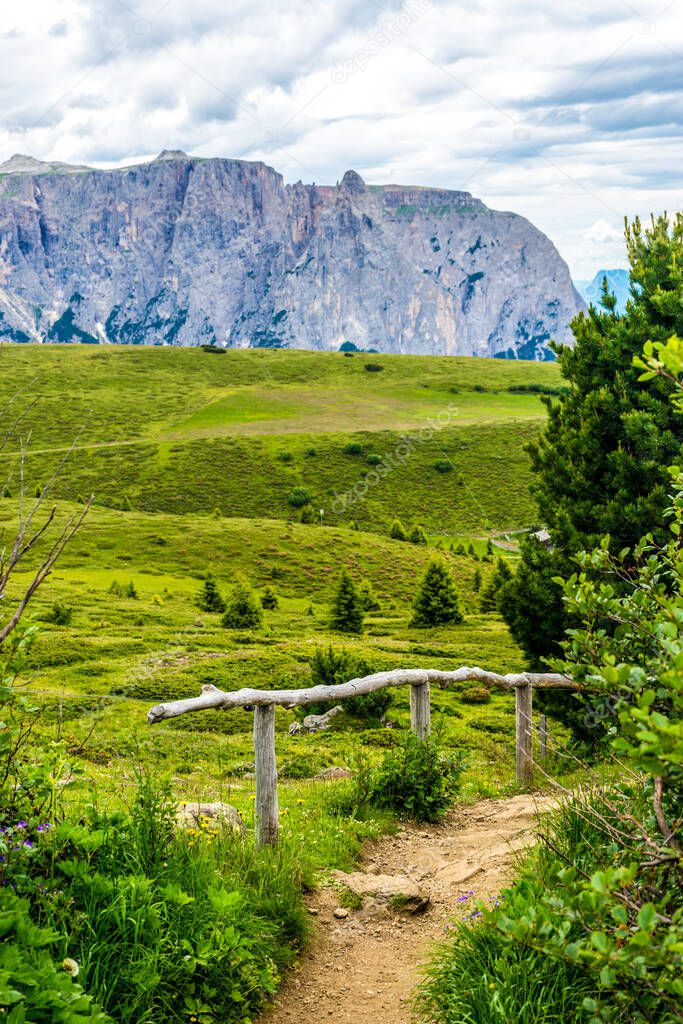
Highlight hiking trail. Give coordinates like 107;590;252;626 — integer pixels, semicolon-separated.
261;793;555;1024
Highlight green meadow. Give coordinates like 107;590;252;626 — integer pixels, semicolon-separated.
0;343;582;870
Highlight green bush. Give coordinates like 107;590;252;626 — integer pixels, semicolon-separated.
307;646;391;720
409;524;428;545
358;578;381;612
416;877;594;1024
287;487;311;508
460;686;491;704
389;518;408;541
364;363;384;372
221;577;263;630
371;733;464;822
433;459;452;473
261;586;279;610
0;890;110;1023
343;442;363;456
366;453;382;466
43;601;74;626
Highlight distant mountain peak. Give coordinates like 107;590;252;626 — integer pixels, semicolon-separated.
0;153;91;175
575;268;630;313
340;169;366;194
154;149;190;162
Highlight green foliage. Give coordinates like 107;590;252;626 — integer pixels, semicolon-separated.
480;557;512;612
412;560;463;627
460;686;491;705
343;442;363;456
0;890;111;1023
433;459;452;473
287;487;311;508
472;568;482;593
502;214;683;666
329;570;364;634
221;577;263;630
389;518;407;541
196;574;226;614
307;646;391;720
260;586;279;610
416;877;594;1024
358;578;381;612
409;524;428;545
371;733;464;822
43;601;74;626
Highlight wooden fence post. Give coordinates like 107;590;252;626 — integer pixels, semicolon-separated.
254;704;278;847
540;714;547;761
410;681;431;740
515;682;533;787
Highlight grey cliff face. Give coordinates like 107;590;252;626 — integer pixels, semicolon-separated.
0;152;585;357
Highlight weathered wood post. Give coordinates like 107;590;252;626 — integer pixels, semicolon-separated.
410;681;431;740
253;704;279;847
515;682;533;787
540;714;547;761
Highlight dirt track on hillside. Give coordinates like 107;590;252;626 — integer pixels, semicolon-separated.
260;794;555;1024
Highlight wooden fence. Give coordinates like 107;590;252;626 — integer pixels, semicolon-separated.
147;666;579;846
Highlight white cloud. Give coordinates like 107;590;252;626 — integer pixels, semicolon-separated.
0;0;678;278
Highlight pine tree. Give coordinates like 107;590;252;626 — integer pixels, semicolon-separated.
409;524;428;545
390;518;407;541
358;578;381;612
411;560;463;627
500;215;683;665
330;569;364;634
480;557;512;612
222;577;263;629
197;574;226;614
472;568;482;593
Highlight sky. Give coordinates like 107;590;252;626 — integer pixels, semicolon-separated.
0;0;681;279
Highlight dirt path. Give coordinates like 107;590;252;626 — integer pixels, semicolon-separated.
261;794;555;1024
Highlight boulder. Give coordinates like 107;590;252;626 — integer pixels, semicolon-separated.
176;801;246;835
333;870;429;914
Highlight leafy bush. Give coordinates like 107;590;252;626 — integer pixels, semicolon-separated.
409;524;428;545
371;733;464;822
460;686;491;705
43;601;73;626
366;453;382;466
389;518;407;541
364;363;384;372
433;459;452;473
343;442;363;456
358;579;381;612
221;577;263;629
307;646;391;721
287;487;311;508
0;890;110;1023
278;451;294;463
261;586;279;610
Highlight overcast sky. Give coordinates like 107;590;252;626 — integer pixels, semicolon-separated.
1;0;680;278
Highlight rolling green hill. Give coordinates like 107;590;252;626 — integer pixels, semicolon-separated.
0;344;561;535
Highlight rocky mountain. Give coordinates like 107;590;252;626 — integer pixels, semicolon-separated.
0;151;585;358
575;268;630;314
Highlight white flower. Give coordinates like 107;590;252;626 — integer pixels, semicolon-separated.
62;958;79;978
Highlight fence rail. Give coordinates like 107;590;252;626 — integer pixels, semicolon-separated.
147;666;579;846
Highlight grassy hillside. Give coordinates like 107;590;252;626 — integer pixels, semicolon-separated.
0;344;561;535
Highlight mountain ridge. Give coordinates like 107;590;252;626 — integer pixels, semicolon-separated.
0;151;585;357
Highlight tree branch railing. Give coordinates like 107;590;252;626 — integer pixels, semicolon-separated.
147;667;580;846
